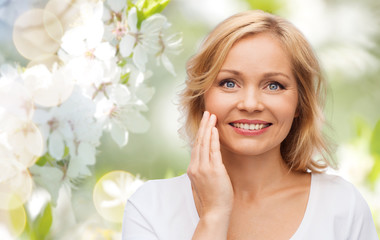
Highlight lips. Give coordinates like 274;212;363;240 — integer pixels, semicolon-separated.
228;119;272;135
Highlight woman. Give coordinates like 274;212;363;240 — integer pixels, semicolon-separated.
122;10;378;239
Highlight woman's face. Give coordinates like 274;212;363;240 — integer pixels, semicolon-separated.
204;33;298;158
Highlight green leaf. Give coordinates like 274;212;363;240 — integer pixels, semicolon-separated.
63;146;70;158
36;147;68;167
121;72;131;84
35;153;53;166
135;0;149;10
34;203;53;239
131;0;170;28
118;59;128;67
144;0;170;17
20;216;37;240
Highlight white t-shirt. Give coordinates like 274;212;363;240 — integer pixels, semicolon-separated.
122;173;378;240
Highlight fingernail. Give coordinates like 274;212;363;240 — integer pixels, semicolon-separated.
203;111;209;117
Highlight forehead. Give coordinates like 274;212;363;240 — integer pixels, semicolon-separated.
221;33;293;77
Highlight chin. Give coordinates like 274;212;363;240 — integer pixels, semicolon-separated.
221;142;274;158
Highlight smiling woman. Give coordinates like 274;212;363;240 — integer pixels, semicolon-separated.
122;10;378;240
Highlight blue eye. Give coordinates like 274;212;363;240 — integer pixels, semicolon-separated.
226;81;235;88
268;82;283;91
219;80;236;88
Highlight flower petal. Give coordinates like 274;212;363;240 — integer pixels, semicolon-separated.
110;84;131;105
102;179;121;197
94;42;116;60
119;34;135;58
60;27;87;55
136;84;155;103
100;199;122;208
48;131;65;160
141;14;166;34
127;7;138;33
160;54;176;76
78;142;96;165
110;123;129;147
133;44;148;72
85;19;104;49
107;0;126;13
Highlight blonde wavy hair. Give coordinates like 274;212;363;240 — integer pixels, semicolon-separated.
178;10;336;172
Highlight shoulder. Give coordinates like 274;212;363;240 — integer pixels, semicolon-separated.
130;174;189;197
127;174;191;208
311;173;377;235
312;172;364;203
313;173;372;222
123;174;198;239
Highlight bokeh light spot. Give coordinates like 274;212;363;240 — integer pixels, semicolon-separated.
27;54;61;71
0;168;33;210
13;9;62;60
7;120;44;168
0;202;26;238
93;171;144;223
45;0;83;33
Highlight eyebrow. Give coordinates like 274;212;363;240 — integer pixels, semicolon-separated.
219;69;291;80
263;72;291;80
219;69;241;76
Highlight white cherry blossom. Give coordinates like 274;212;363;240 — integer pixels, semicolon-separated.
119;7;167;71
156;32;182;76
22;64;75;107
34;88;101;178
0;65;34;121
0;0;181;234
59;1;117;89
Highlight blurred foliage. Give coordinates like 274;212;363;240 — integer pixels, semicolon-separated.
368;120;380;187
241;0;285;13
21;203;52;240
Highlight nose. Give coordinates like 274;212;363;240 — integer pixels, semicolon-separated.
236;88;264;113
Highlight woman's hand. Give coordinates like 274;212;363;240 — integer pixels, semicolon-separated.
187;111;233;239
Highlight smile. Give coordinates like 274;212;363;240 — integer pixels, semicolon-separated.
230;122;271;131
228;119;272;136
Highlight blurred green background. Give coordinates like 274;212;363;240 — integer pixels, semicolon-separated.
1;0;379;238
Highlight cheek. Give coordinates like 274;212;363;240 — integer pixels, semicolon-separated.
268;94;298;122
204;90;225;116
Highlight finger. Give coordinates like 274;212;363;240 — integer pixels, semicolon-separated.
210;127;223;166
195;111;210;145
190;111;210;168
200;114;216;166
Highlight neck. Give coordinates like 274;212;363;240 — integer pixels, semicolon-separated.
221;146;292;199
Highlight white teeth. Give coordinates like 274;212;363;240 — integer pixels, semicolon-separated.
232;123;270;130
